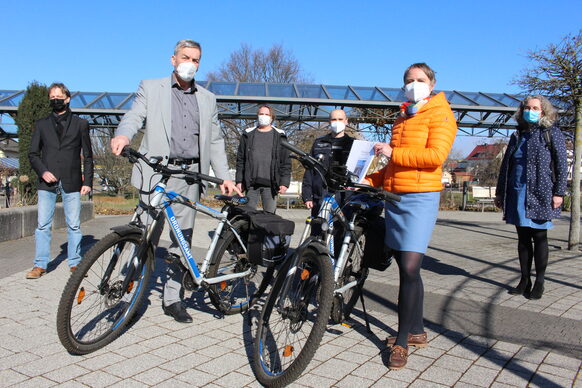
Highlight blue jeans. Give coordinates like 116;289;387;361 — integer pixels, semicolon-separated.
34;183;82;269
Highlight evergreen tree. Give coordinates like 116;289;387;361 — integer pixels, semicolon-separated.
15;81;51;203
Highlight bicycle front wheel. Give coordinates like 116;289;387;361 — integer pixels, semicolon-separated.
56;231;153;354
207;219;274;315
338;225;368;321
253;246;334;388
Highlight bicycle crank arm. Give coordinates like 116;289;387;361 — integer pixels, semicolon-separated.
334;279;358;296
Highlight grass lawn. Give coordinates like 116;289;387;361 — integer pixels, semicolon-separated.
93;195;139;215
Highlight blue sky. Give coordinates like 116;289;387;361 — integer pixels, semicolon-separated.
1;0;580;154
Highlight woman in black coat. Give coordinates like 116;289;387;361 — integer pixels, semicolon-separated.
495;95;568;300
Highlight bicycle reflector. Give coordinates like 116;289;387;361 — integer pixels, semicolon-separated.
283;345;294;357
77;287;85;305
300;269;310;281
220;281;227;290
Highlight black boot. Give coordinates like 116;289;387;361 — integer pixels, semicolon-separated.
508;278;532;296
528;281;544;300
163;302;193;323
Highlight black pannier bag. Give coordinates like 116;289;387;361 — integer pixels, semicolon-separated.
229;206;295;267
248;211;295;267
361;215;393;271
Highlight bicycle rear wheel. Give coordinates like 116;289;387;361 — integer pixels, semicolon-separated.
207;219;274;315
56;231;153;354
253;246;334;388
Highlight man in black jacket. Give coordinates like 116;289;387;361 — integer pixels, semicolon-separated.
235;105;291;213
302;109;354;215
26;83;93;279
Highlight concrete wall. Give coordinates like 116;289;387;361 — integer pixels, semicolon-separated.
0;201;94;243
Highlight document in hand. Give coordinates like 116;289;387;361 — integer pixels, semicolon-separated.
346;140;376;183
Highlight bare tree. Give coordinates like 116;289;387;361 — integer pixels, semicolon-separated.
513;30;581;250
207;43;311;84
206;43;313;169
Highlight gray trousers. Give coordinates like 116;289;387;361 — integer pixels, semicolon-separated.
246;186;277;213
147;163;200;307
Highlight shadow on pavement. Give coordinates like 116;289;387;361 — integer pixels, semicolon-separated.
47;234;99;273
350;288;573;387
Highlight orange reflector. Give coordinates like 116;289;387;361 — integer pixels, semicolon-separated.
220;281;227;290
341;322;352;328
77;287;85;305
283;345;294;357
300;269;310;281
127;281;134;293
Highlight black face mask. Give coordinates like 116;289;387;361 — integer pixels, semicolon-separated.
50;98;68;112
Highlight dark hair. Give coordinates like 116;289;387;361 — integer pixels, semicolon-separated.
403;63;436;85
48;82;71;98
257;104;276;122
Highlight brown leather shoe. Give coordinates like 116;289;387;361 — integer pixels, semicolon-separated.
388;345;408;370
26;267;46;279
386;332;428;348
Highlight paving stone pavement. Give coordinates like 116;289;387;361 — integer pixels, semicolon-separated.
0;209;580;387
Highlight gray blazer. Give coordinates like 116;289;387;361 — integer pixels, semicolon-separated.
116;76;230;190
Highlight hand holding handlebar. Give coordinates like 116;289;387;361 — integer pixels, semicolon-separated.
111;136;130;156
120;146;225;186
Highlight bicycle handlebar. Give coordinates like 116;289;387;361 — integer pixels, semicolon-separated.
280;140;400;202
349;183;401;202
121;147;224;186
281;140;324;170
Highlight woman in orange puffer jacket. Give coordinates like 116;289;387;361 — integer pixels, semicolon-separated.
365;63;457;370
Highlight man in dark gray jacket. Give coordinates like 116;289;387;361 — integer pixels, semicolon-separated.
235;105;291;213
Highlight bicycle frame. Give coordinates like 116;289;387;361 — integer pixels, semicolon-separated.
297;192;361;298
130;181;253;290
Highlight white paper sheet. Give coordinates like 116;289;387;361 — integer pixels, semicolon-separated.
346;140;376;183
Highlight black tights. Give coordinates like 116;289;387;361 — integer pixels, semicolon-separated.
515;226;548;284
394;251;424;348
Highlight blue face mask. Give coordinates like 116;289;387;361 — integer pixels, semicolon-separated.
523;110;541;123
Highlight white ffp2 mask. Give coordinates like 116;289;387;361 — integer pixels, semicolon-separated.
404;81;430;103
176;62;197;82
258;115;272;127
330;121;345;134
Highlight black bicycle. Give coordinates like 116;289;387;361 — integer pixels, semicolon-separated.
252;141;399;387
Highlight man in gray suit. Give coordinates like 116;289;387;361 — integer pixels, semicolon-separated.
111;39;239;323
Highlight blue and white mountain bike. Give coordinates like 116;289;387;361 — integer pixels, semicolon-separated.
57;147;274;354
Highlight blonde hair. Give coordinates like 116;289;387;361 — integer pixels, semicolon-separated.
515;95;558;129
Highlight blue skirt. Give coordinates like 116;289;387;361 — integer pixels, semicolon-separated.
505;185;553;229
385;191;440;254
